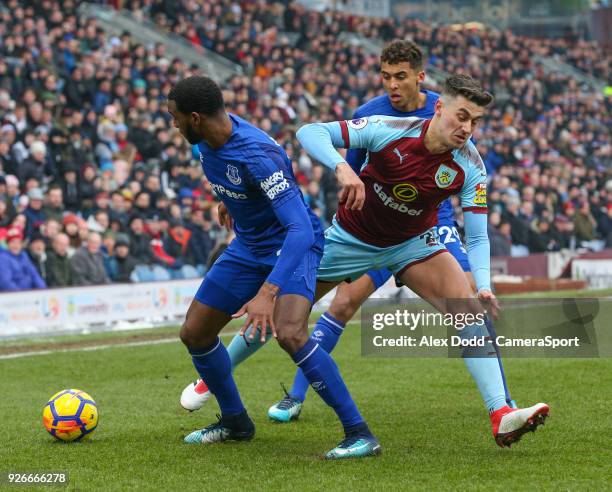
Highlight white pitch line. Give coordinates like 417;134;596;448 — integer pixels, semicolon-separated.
0;331;237;361
0;320;361;361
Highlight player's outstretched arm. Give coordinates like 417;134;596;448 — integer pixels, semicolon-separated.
296;120;374;170
296;121;378;210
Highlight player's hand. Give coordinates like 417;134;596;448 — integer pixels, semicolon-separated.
335;163;365;211
218;202;233;232
478;289;500;319
232;283;279;342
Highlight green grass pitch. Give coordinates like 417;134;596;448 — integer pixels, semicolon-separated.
1;320;611;490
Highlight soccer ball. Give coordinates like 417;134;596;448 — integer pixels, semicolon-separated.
42;389;99;442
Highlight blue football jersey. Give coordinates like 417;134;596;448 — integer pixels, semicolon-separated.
196;114;322;258
346;91;455;225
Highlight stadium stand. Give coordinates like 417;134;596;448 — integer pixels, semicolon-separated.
0;0;609;292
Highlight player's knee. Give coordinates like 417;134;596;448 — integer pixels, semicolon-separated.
179;322;196;348
179;321;215;350
445;296;483;317
329;292;358;324
276;325;308;355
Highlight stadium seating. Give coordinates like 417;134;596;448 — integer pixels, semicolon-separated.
0;0;609;291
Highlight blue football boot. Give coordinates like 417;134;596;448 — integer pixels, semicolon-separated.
185;413;255;444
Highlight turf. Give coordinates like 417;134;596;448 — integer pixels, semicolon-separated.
1;322;611;491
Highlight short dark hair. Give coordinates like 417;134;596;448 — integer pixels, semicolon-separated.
168;76;224;116
380;40;423;70
442;74;493;107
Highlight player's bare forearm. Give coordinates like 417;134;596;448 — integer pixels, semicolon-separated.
217;202;233;231
259;282;280;298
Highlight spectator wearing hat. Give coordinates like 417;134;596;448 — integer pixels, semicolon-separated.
95;122;118;167
61;166;81;211
177;187;194;209
24;188;45;237
70;231;111;286
0;226;46;291
107;233;138;283
46;233;76;287
94;79;112;115
62;213;82;252
27;230;48;279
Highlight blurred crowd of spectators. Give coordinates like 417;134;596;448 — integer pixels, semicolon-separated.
0;0;610;292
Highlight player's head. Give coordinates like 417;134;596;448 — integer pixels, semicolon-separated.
168;76;225;145
434;74;493;149
380;40;424;110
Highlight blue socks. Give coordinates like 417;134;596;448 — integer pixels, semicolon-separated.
289;312;345;401
459;321;508;412
189;338;245;417
291;338;364;432
227;325;273;369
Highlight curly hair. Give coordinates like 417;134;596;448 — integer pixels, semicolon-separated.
442;74;494;107
380;40;423;70
168;76;224;115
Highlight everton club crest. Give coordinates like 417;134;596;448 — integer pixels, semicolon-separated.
226;164;241;185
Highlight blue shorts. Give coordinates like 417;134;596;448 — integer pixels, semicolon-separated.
195;238;322;315
365;268;393;289
317;219;446;283
436;221;470;272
